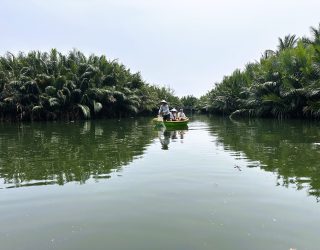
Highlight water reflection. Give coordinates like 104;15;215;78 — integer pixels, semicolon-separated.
157;127;188;150
203;115;320;200
0;118;156;188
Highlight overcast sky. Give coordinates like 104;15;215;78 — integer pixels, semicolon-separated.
1;0;320;97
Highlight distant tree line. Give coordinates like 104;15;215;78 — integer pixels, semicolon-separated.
199;23;320;119
0;49;182;121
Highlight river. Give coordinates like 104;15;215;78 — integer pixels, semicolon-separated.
0;116;319;250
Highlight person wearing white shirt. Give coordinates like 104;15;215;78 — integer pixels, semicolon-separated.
177;109;186;120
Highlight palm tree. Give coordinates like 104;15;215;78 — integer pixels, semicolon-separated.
0;49;180;121
302;23;320;46
206;23;320;120
277;34;298;52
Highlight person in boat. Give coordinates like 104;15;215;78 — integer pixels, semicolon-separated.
170;108;178;121
158;100;170;121
177;108;186;120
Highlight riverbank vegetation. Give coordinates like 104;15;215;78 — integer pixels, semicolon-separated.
200;23;320;119
0;49;181;121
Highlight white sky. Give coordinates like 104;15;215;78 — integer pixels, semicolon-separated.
1;0;320;97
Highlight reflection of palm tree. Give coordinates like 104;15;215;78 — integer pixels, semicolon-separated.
0;118;157;188
206;116;320;200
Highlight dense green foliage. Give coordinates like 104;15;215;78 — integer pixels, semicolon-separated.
0;49;179;121
180;95;198;109
201;24;320;119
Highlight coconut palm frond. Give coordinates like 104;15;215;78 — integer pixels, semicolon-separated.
93;101;103;113
45;86;57;96
32;105;44;113
113;91;127;102
229;109;255;119
244;98;261;108
49;97;60;109
126;104;138;114
76;104;91;119
262;93;282;105
278;34;298;51
281;88;308;99
86;88;106;100
127;94;140;107
303;101;320;117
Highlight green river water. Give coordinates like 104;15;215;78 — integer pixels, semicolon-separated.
0;116;319;250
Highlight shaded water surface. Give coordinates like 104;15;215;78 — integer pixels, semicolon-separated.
0;118;155;188
0;116;319;250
